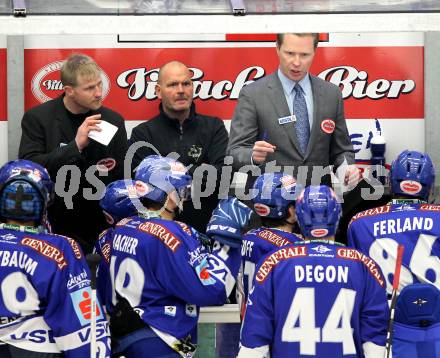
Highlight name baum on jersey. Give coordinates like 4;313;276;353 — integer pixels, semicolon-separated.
0;250;38;275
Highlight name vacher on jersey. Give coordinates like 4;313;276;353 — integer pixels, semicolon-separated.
348;202;440;294
97;217;241;356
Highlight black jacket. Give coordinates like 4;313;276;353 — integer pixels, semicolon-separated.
19;95;128;253
129;103;228;233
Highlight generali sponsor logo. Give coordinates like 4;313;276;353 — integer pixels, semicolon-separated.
256;246;307;283
349;205;391;223
101;242;111;263
21;237;68;269
337;248;385;287
138;222;181;252
420;204;440;212
257;229;292;247
31;61;111;103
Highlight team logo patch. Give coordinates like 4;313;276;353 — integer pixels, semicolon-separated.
0;233;17;241
164;306;177;317
31;61;110;103
413;298;427;306
96;158;116;172
67;269;90;290
254;203;270;216
185;304;197;317
70;287;103;326
195;258;216;286
311;245;332;254
311;229;328;238
321;119;335;134
400;180;422;195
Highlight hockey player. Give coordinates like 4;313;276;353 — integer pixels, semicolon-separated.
347;150;439;295
239;185;389;358
216;173;302;358
95;179;140;310
102;155;252;357
0;159;110;357
240;172;303;307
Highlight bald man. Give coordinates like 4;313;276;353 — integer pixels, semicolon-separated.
129;61;228;234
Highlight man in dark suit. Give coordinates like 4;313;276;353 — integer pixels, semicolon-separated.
228;33;359;188
19;53;128;254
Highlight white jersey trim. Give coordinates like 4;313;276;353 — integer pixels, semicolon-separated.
238;345;270;358
0;315;61;353
363;341;386;358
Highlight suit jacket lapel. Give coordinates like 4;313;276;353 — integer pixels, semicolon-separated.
304;75;322;159
55;96;76;142
267;72;302;154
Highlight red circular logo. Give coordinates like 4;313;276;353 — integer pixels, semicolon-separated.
135;180;150;196
311;228;329;238
31;61;111;104
321;119;335;134
254;203;271;216
96;158;116;172
400;180;422;195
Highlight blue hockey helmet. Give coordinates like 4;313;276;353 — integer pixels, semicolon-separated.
0;159;54;223
295;185;341;238
252;173;299;218
135;155;192;205
100;180;143;225
390;150;435;201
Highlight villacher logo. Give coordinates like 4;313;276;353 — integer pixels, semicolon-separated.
31;60;111;103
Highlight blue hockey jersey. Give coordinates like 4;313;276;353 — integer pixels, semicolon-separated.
240;228;302;308
347;200;440;295
96;216;240;356
0;224;110;357
239;241;389;358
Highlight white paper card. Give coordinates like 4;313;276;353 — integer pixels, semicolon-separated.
88;120;118;146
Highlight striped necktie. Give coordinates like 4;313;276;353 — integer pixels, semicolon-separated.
293;84;310;154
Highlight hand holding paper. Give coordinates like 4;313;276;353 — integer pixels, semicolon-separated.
88;119;118;146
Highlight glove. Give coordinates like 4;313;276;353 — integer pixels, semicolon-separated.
110;295;146;339
206;197;252;248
